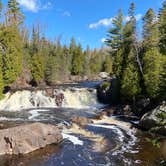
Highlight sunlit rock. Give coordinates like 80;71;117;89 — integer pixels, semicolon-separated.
0;123;62;155
140;104;166;136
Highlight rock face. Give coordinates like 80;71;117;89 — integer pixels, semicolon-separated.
0;123;62;155
71;116;93;126
140;104;166;136
97;78;120;104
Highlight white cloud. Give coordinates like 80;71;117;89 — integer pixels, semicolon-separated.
18;0;52;12
63;11;71;17
89;17;113;29
89;14;142;29
42;2;52;10
18;0;39;12
101;38;106;43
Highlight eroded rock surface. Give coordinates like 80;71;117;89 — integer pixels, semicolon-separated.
0;123;62;155
140;104;166;136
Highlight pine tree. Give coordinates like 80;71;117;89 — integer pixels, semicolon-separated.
106;9;123;50
160;56;166;100
143;48;164;99
0;0;4;97
45;55;58;85
142;8;158;50
113;48;124;78
31;53;45;85
0;52;4;98
31;25;40;53
7;0;24;25
1;26;23;86
69;37;76;74
121;49;141;100
123;2;136;51
82;45;91;76
90;49;102;75
103;55;113;74
71;43;83;75
55;42;68;80
62;44;70;77
143;8;165;100
30;26;45;85
159;1;166;55
121;3;141;100
106;9;124;79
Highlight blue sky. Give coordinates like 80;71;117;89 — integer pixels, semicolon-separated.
2;0;165;49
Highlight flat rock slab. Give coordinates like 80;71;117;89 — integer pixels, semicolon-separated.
0;122;62;155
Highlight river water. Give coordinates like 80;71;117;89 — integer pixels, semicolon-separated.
0;81;165;166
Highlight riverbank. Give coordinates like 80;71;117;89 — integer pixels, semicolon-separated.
0;81;165;165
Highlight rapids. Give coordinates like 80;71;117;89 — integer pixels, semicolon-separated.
0;87;103;111
0;81;165;166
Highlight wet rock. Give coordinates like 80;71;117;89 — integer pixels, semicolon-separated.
71;116;93;126
95;109;115;120
135;98;151;116
98;72;110;79
97;78;120;104
140;104;166;136
0;123;62;155
54;92;64;107
45;88;54;98
122;105;134;116
0;123;4;129
123;105;131;112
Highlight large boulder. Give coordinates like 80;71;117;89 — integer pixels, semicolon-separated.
97;78;120;104
140;104;166;136
0;123;62;155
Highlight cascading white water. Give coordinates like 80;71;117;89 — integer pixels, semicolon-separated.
62;88;102;108
0;88;103;111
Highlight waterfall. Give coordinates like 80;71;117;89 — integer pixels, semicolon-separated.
0;87;103;111
62;88;102;108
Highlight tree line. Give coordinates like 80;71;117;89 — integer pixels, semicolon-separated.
0;0;112;98
106;2;166;102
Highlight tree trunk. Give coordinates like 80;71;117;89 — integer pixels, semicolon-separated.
134;42;143;77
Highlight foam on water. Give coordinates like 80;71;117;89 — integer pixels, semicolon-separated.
28;109;50;120
0;116;22;121
0;88;104;111
62;133;83;146
0;91;56;111
62;88;104;109
89;117;138;156
89;124;125;142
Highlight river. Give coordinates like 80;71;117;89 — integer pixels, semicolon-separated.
0;81;165;166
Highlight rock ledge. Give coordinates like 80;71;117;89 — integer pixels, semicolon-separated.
0;123;62;155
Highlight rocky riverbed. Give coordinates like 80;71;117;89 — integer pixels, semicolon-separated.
0;81;165;166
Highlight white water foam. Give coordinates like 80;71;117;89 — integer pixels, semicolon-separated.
28;109;49;120
0;88;104;111
62;88;104;109
0;91;56;111
62;133;83;146
89;119;138;156
0;116;22;121
89;124;125;142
